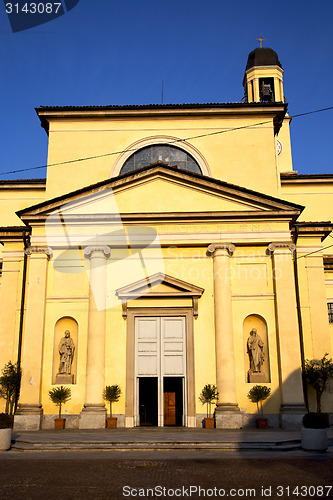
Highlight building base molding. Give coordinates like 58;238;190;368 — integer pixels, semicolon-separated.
79;405;107;429
280;404;307;429
215;413;243;429
215;403;242;429
215;403;241;414
187;416;197;428
14;405;43;430
125;416;135;428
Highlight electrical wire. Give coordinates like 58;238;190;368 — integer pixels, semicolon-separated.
0;104;332;178
296;243;333;259
1;103;333;260
0;119;272;176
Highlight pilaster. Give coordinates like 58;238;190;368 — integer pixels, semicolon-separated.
297;243;331;358
207;243;242;429
79;246;110;429
268;242;306;429
14;246;52;431
0;248;24;370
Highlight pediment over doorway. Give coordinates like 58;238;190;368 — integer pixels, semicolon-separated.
115;272;204;318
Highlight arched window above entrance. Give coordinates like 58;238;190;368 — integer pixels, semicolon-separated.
119;144;202;175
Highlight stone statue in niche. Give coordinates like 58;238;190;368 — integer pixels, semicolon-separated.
247;328;266;383
55;330;75;384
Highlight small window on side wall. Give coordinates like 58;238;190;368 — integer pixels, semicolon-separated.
328;302;333;324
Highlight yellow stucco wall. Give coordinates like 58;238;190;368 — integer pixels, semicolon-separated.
0;185;45;226
1;99;333;424
44;112;281;199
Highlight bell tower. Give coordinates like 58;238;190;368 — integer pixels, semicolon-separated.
243;47;284;103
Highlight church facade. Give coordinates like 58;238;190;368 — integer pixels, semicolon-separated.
0;47;332;430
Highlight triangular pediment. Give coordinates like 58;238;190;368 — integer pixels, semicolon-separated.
17;165;304;222
115;271;204;318
116;272;204;299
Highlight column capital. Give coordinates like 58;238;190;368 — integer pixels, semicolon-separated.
25;246;53;258
268;242;296;254
84;245;111;259
207;243;235;256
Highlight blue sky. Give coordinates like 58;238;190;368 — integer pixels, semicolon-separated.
0;0;332;179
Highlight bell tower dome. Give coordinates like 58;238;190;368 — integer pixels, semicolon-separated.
243;47;284;103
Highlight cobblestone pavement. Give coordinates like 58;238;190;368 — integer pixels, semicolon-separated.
0;454;332;500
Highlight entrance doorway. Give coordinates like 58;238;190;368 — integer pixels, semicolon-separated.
163;377;183;426
139;377;158;426
135;316;187;427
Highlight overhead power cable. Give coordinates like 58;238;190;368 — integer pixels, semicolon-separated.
296;243;333;259
0;105;332;178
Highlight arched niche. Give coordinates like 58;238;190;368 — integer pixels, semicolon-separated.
52;317;78;384
243;314;270;383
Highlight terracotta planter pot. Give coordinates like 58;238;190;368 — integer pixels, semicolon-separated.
106;417;117;429
204;417;215;429
54;418;66;430
256;417;268;429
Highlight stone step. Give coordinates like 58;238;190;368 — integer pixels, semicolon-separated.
11;440;302;452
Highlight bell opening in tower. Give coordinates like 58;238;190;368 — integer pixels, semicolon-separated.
259;77;275;102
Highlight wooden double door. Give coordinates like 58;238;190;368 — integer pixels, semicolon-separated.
164;391;176;426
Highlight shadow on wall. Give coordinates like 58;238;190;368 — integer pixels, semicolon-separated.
242;367;333;428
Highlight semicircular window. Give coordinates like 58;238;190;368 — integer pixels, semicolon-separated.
120;144;202;175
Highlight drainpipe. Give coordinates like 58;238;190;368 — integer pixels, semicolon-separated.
292;224;308;410
14;229;30;412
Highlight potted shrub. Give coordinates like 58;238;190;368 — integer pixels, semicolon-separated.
0;413;12;451
0;361;21;416
199;384;219;428
103;385;122;428
0;361;19;450
247;385;271;428
48;385;71;429
301;353;333;451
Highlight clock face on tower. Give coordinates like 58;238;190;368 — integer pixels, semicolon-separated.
277;140;282;155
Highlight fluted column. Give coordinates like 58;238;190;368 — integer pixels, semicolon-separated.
268;242;306;429
208;243;242;429
79;245;110;429
14;246;52;431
